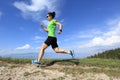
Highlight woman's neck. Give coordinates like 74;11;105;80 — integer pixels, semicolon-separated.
49;19;53;21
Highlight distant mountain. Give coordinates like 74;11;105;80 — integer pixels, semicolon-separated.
2;52;38;58
0;52;75;59
88;48;120;59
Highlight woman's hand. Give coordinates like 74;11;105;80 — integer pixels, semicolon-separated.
40;23;48;32
58;30;62;34
40;23;45;29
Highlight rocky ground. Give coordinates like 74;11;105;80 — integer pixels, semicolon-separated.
0;61;120;80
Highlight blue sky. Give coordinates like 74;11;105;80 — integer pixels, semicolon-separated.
1;0;120;58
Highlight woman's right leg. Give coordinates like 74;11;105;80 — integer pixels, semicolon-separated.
37;43;48;62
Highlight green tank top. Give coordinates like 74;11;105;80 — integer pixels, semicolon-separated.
47;19;57;37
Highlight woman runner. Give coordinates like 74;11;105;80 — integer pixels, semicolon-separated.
32;12;74;65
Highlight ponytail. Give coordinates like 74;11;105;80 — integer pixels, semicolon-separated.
48;11;56;18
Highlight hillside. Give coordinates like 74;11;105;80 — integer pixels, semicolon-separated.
0;57;120;80
89;48;120;59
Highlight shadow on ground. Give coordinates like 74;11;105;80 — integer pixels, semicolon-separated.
44;59;79;67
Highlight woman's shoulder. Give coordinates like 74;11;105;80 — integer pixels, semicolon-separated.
52;19;57;22
51;19;57;23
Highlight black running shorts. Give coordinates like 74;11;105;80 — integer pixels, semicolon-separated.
44;36;58;49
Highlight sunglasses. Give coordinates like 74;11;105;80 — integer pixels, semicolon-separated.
46;15;49;18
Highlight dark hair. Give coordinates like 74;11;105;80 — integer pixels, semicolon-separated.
48;12;56;18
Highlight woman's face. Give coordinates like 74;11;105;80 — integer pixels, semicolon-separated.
47;14;52;21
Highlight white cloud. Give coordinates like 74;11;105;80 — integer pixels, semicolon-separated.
63;29;103;42
79;18;120;48
77;29;103;38
13;0;60;21
14;0;57;12
16;44;31;50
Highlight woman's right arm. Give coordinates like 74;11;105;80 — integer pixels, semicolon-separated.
40;24;48;32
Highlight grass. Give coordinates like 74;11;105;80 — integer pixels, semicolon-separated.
78;58;120;68
60;66;120;78
0;57;120;68
43;58;120;68
0;57;32;64
0;57;120;78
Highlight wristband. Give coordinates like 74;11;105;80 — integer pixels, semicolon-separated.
59;29;62;32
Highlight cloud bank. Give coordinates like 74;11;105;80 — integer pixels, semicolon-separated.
13;0;60;21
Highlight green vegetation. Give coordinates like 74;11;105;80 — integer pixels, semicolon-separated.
89;48;120;59
78;58;120;68
0;57;120;68
0;56;32;64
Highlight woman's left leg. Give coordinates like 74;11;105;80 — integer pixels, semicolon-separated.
52;37;74;57
54;47;69;54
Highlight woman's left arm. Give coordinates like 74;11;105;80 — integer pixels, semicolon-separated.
56;21;62;34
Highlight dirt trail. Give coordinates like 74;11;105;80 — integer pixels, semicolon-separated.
0;62;119;80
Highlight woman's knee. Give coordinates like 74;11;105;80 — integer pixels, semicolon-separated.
54;48;59;53
40;47;45;51
40;44;47;50
54;50;58;53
